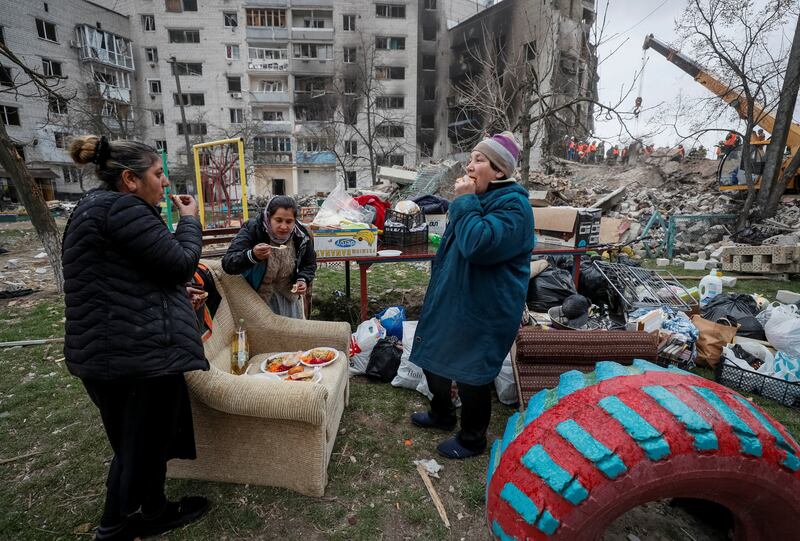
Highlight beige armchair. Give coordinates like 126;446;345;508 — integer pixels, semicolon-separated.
167;259;351;497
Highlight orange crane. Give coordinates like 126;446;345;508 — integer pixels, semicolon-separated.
642;33;799;192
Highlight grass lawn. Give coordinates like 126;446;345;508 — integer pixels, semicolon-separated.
1;260;798;540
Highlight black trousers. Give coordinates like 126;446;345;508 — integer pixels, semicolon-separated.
423;369;492;451
82;375;196;526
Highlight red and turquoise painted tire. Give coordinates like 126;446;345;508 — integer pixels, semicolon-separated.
486;360;800;540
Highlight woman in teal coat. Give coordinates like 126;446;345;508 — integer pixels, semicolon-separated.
409;131;535;459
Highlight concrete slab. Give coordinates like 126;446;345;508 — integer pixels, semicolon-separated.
776;289;800;304
656;258;670;266
684;260;708;271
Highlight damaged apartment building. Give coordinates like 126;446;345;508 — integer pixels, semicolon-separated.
1;0;596;199
434;0;598;167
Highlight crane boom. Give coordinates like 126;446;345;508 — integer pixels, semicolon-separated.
642;34;800;148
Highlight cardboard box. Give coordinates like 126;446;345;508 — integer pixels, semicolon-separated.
626;309;663;333
426;213;448;236
532;207;601;248
313;227;379;258
528;190;553;207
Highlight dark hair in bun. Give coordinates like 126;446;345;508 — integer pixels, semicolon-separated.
68;135;159;190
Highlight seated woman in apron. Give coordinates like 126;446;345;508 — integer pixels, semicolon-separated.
222;195;316;318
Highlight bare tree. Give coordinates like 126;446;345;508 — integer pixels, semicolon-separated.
676;0;794;229
307;31;415;187
0;42;73;292
757;12;800;218
449;5;652;185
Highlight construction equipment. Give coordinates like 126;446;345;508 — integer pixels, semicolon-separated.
643;33;799;193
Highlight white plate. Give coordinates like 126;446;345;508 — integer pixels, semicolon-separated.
260;352;301;375
378;249;402;257
252;369;322;383
300;347;340;368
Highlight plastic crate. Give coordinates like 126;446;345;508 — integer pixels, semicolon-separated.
715;361;800;408
382;225;429;246
384;208;426;230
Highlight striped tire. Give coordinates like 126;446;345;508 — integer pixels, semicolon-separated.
486;360;800;541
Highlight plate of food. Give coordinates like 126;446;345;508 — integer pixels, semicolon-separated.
300;347;339;368
260;352;301;375
253;366;322;383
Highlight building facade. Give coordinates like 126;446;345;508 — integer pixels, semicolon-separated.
439;0;597;167
2;0;596;199
0;0;135;201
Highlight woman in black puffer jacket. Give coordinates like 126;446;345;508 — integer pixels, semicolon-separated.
63;135;209;541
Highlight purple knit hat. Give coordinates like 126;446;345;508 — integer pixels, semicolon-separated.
473;131;521;178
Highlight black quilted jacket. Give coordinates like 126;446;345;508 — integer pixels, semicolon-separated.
62;189;209;380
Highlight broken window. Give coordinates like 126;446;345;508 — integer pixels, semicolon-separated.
227;76;242;92
145;47;158;63
48;96;67;115
0;65;12;86
377;123;404;137
375;36;405;50
41;58;62;77
54;131;70;148
224;12;238;27
173;93;204;105
376;4;405;18
141;15;155;32
229;108;244;123
148;79;162;94
35;19;57;41
345;170;357;189
375;66;405;80
168;29;200;43
376;96;404;109
177;122;207;136
171;62;203;76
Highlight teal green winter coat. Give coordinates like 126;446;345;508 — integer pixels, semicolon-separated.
409;181;535;386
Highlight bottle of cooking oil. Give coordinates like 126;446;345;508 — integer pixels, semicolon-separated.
230;318;249;375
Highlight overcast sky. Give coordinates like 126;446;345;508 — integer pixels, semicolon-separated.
593;0;799;154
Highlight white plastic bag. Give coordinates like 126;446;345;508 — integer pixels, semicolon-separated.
722;343;775;376
764;305;800;357
312;183;371;228
349;318;385;375
391;321;433;399
756;302;795;327
494;352;517;405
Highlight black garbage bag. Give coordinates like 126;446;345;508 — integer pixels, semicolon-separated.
365;337;402;382
527;268;577;312
546;255;574;273
701;293;765;340
411;194;449;215
578;260;609;306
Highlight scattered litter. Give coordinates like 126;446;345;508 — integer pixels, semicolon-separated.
413;458;443;478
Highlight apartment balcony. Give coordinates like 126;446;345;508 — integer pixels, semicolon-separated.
247;58;290;72
246;26;289;41
91;82;132;103
258;120;293;133
249;91;292;104
291;58;334;76
246;0;289;5
290;0;333;7
296;151;336;165
253;152;293;165
290;27;333;41
76;25;135;71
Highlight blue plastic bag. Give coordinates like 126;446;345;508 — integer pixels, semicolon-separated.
376;306;406;340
